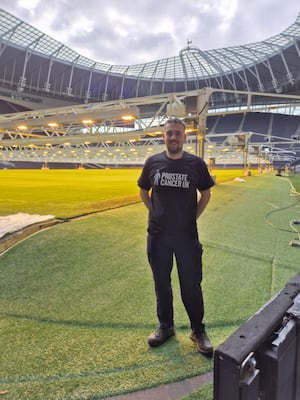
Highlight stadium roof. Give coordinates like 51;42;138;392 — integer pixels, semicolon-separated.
0;8;299;103
0;8;299;82
0;8;299;167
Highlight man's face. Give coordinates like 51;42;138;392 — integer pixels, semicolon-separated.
164;122;186;155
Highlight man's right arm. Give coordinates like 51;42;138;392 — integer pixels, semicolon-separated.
139;188;152;211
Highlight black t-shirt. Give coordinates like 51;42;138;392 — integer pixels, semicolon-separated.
138;151;215;235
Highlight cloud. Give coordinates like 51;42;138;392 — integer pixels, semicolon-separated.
0;0;298;64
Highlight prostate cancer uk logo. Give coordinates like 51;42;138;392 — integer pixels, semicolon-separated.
153;171;190;188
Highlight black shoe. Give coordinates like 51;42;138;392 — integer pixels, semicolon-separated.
190;330;213;357
148;326;175;347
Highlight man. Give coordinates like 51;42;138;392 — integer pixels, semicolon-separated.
138;117;215;357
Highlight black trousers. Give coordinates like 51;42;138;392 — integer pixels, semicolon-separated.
147;232;205;333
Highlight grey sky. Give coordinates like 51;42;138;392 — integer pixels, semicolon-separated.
0;0;299;65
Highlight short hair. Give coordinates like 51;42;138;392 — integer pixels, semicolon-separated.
165;117;186;129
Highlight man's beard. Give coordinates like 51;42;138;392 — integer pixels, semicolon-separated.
166;141;183;154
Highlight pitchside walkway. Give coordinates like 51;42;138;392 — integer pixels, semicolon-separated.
106;372;213;400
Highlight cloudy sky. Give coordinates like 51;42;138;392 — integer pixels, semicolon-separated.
0;0;299;65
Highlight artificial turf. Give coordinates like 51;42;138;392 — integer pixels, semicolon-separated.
0;170;299;399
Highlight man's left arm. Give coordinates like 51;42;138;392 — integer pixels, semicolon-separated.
196;189;211;219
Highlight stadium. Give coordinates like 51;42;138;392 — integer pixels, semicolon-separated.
0;8;299;170
0;7;300;400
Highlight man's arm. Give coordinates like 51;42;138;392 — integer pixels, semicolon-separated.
139;188;152;211
196;189;211;219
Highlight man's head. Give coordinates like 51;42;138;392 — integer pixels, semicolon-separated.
164;118;186;158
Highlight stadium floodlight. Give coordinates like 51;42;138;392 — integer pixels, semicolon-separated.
0;105;140;130
121;115;135;121
16;125;27;130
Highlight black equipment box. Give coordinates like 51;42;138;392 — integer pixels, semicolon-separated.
214;272;300;400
